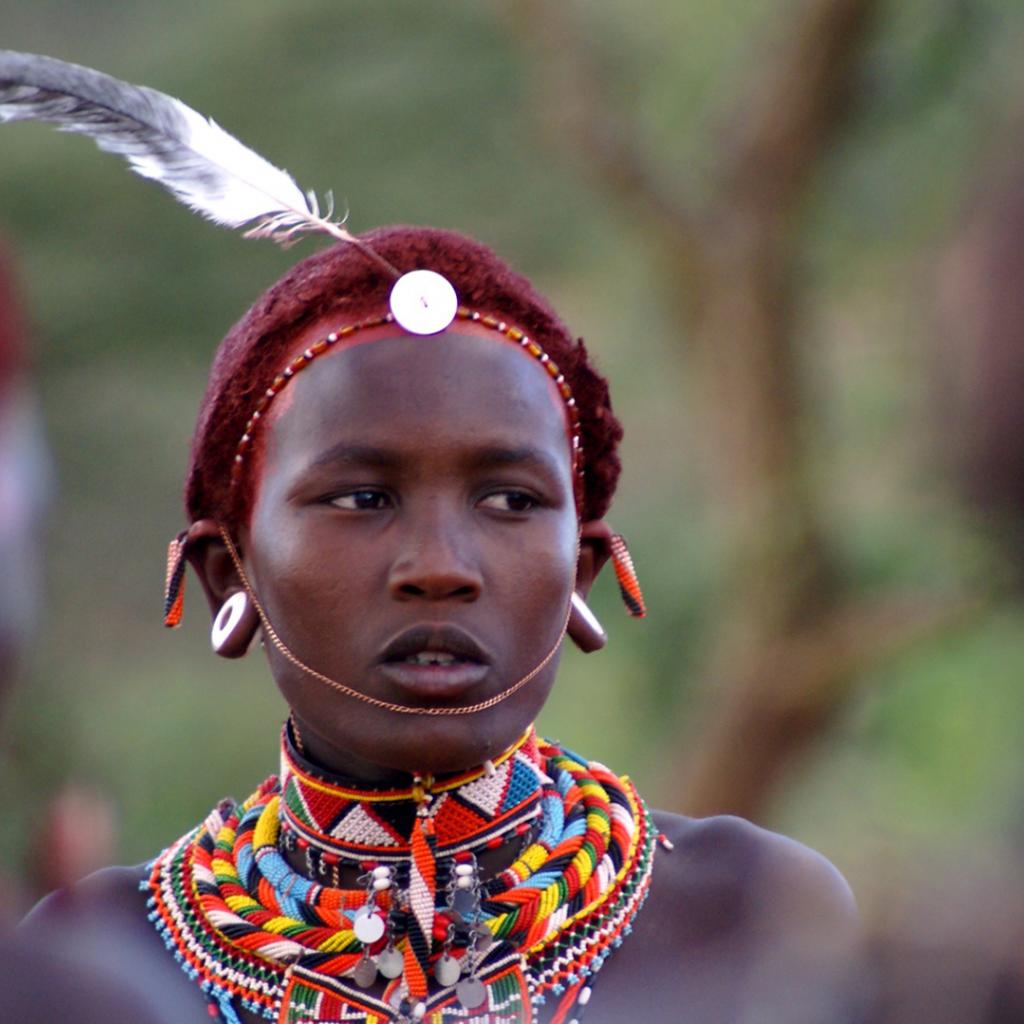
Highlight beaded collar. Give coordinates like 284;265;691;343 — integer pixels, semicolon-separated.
279;725;548;873
146;726;657;1024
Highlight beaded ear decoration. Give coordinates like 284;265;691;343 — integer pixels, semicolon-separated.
163;531;188;629
610;534;646;618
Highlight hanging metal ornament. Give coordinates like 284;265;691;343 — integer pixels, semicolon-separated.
434;952;461;988
455;975;487;1010
352;905;386;945
353;953;378;989
376;945;405;980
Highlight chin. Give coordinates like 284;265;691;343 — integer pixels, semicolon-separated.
287;668;555;780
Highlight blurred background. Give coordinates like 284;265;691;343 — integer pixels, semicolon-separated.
2;0;1024;1017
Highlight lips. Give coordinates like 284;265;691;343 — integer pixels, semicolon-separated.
376;624;491;701
379;624;489;666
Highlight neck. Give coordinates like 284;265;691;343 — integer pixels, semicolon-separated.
278;720;546;880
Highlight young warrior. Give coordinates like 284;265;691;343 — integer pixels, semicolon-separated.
30;228;857;1024
3;51;858;1024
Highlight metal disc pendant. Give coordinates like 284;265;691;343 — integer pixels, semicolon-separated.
353;906;386;944
376;946;404;979
353;954;378;989
473;923;494;953
452;888;477;918
434;953;461;987
389;270;458;335
456;977;487;1010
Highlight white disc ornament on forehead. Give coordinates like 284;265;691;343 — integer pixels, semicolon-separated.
389;270;458;335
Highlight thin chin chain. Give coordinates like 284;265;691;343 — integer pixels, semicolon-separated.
218;524;574;716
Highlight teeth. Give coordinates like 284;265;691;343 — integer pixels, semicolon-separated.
405;652;458;666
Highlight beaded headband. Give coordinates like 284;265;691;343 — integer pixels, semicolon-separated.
230;307;585;499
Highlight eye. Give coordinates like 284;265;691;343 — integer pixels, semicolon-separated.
477;490;539;513
328;489;393;511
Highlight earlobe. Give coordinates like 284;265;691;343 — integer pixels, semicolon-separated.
567;591;607;653
164;518;259;647
574;520;614;598
566;521;646;652
180;520;262;658
567;520;614;654
211;590;260;658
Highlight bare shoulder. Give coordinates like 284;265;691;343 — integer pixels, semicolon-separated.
583;811;861;1022
23;862;152;929
649;809;856;940
21;863;210;1023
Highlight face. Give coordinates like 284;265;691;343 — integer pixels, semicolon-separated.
241;324;579;780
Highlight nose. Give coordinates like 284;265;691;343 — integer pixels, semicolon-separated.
387;505;483;603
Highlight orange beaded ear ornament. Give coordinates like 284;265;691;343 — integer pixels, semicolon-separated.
610;533;646;618
163;530;188;629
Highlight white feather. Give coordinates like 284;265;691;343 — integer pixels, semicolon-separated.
0;49;385;259
137;99;312;227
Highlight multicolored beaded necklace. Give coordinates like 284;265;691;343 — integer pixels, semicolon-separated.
146;724;657;1024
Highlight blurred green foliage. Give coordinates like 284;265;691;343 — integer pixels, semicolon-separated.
2;0;1024;906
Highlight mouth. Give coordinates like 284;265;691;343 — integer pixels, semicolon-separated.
400;651;467;666
376;624;492;700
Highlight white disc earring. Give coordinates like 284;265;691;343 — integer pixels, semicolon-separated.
211;591;258;658
568;591;607;654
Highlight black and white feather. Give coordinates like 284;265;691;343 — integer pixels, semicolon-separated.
0;49;375;255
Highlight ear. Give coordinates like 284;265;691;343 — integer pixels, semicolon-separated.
185;519;261;658
184;519;246;617
575;519;614;597
567;520;614;654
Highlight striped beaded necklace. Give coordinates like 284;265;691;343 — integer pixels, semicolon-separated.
146;724;657;1024
278;724;547;873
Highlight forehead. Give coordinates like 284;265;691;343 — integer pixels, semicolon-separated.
260;329;573;476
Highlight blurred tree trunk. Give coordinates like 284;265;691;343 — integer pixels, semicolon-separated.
937;119;1024;583
508;0;972;818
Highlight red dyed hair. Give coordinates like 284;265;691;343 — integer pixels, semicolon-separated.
185;225;623;525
